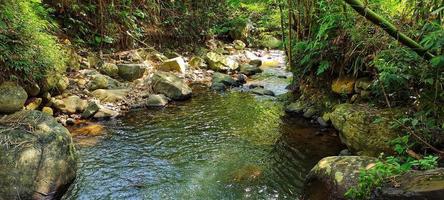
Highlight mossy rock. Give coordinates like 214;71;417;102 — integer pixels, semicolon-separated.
0;110;77;199
117;64;147;81
150;72;192;100
0;82;28;113
327;103;400;156
331;77;356;95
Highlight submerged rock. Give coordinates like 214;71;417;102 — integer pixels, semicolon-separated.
304;156;377;200
150;72;192;100
0;82;28;113
325;103;399;156
71;124;106;137
117;63;147;81
159;57;187;73
376;168;444;200
0;110;77;199
147;94;169;107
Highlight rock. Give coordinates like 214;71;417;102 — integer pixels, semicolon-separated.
159;57;187;73
87;54;102;68
231;164;262;182
53;95;88;114
376;168;444;200
225;57;240;71
211;72;241;91
339;149;352;156
317;117;329;127
0;82;28;113
25;98;42;110
67;49;82;71
327;103;400;156
259;34;282;49
0;110;77;199
304;156;378;200
237;74;247;84
56;76;70;93
81;102;101;119
154;53;169;62
205;52;227;71
24;82;41;97
42;107;54;116
147;94;169;107
229;21;251;41
117;63;147;81
250;87;275;96
354;77;373;93
189;56;206;69
249;59;263;67
332;77;356;95
91;89;129;103
233;40;246;50
285;101;305;114
93;107;119;119
71;124;106;137
150;72;192;100
66;118;76;126
99;63;119;78
239;64;262;76
303;107;317;118
87;74;121;91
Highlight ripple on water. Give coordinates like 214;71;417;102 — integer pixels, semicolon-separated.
64;90;344;200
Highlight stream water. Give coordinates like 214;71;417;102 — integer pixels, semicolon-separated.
64;51;344;200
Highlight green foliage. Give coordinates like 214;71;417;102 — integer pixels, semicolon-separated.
0;0;66;83
345;136;439;199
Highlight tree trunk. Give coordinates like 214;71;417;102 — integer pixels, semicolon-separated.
344;0;435;60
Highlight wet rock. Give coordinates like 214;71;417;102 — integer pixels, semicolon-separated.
326;103;400;156
93;107;119;119
233;40;246;50
285;101;305;114
159;57;187;73
317;117;329;127
71;124;106;137
53;95;88;114
25;98;42;110
99;63;119;78
331;77;356;95
117;63;147;81
42;107;54;116
24;82;41;97
91;89;129;103
189;56;207;69
339;149;352;156
304;156;378;200
0;110;77;199
66;118;76;126
249;59;263;67
0;82;28;113
239;64;262;76
376;168;444;200
237;74;247;84
231;164;262;182
250;87;275;96
147;94;169;107
211;72;241;91
150;72;192;100
81;102;101;119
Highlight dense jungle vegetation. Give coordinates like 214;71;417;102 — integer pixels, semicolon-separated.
0;0;443;199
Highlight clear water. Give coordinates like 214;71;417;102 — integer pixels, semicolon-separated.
64;88;344;200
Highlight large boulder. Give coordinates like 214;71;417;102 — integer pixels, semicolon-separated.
376;168;444;199
0;82;28;113
205;52;239;71
0;110;77;199
53;95;88;114
91;89;129;103
211;72;241;91
150;72;192;100
98;63;119;78
87;74;121;91
146;94;169;107
304;156;378;200
117;63;147;81
159;57;187;73
324;103;399;156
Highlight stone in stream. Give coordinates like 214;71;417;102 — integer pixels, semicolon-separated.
146;94;169;107
324;103;400;156
210;72;242;91
205;52;239;72
304;156;378;200
0;110;77;199
249;59;263;67
250;87;275;96
117;63;147;81
81;101;101;119
42;106;54;116
233;40;246;50
53;95;88;114
239;64;262;76
150;71;192;100
93;107;119;119
0;82;28;113
159;57;187;74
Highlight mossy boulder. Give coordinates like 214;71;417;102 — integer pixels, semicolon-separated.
233;40;246;50
205;52;227;71
239;64;262;76
377;168;444;199
53;95;88;114
325;103;400;156
304;156;378;200
211;72;241;91
259;34;282;49
87;74;121;91
150;72;192;100
0;82;28;113
98;63;119;78
0;110;77;199
331;77;356;95
117;63;147;81
188;56;206;69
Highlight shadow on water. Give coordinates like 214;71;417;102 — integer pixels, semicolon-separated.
64;88;344;200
